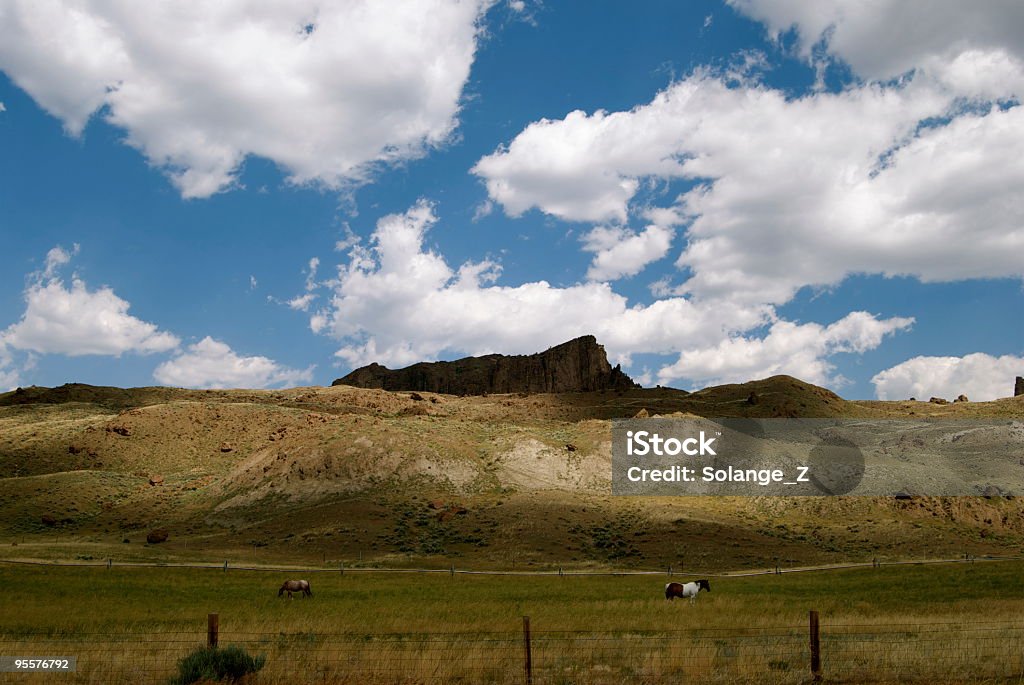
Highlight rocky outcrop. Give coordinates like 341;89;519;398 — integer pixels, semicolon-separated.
1016;377;1024;397
333;336;639;395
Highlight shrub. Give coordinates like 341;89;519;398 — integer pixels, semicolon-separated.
171;645;266;684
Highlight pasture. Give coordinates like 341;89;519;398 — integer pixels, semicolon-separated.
1;560;1024;683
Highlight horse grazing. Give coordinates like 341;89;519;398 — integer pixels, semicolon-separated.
665;579;711;603
278;579;312;599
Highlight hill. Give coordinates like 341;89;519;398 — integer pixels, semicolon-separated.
0;376;1022;570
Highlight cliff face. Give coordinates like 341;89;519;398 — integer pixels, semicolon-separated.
1016;377;1024;397
333;336;639;395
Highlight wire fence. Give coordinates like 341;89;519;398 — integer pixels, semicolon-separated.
2;618;1023;684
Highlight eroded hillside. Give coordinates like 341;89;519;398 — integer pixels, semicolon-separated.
1;378;1022;570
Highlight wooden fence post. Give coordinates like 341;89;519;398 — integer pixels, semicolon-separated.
208;613;219;649
522;616;532;685
223;560;228;572
809;610;821;682
107;558;111;570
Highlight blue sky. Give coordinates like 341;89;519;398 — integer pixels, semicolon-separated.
1;1;1022;400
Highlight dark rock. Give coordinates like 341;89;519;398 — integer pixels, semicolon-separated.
332;336;638;395
565;443;577;452
68;444;84;455
929;397;948;405
954;394;969;403
409;392;425;401
1016;377;1024;397
41;515;57;526
106;424;132;436
146;529;168;544
746;391;759;405
219;442;234;453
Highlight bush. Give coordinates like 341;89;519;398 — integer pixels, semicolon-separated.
171;645;266;684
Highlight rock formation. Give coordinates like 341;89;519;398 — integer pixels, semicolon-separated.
1016;377;1024;397
333;335;638;395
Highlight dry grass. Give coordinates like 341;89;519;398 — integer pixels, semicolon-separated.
1;561;1024;683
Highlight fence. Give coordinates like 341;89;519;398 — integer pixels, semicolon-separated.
3;614;1023;684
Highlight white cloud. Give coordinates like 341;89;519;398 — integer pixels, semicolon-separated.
153;336;313;389
283;257;322;311
729;0;1024;87
872;353;1024;402
315;201;773;369
1;248;179;357
310;201;907;390
334;226;360;253
582;223;674;281
657;312;914;388
474;61;1024;305
472;199;494;222
43;244;77;279
287;293;316;312
0;343;20;391
0;0;490;198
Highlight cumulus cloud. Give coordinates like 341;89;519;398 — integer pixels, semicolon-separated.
581;223;674;281
314;201;762;368
657;313;914;388
310;201;906;389
0;0;489;197
871;353;1024;402
729;0;1024;86
1;247;179;357
475;70;1024;304
153;337;313;389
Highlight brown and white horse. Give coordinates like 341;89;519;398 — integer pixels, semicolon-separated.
278;579;312;599
665;579;710;603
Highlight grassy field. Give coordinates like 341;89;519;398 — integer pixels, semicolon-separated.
2;560;1024;683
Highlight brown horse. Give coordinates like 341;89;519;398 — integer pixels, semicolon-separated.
278;579;312;599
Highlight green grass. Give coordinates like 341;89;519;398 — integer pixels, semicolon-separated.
2;560;1023;635
2;561;1024;683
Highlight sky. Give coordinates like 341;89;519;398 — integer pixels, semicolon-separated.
0;0;1022;400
